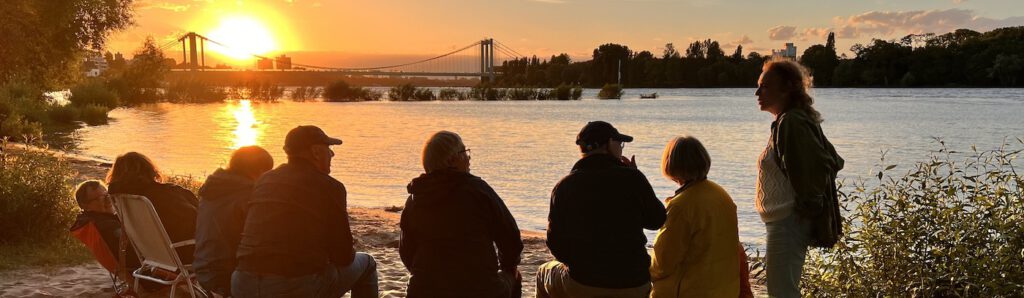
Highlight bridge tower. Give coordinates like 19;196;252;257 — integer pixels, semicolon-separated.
179;32;206;71
480;39;495;82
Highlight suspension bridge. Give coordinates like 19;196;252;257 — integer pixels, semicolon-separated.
160;32;528;81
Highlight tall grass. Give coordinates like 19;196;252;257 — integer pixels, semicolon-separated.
290;86;322;102
0;141;78;247
803;139;1024;296
165;79;227;103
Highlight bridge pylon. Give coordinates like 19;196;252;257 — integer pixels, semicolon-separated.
179;32;206;71
481;38;495;82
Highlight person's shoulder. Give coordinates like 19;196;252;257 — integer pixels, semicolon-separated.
780;109;817;127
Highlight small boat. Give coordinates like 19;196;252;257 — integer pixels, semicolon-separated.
640;92;658;99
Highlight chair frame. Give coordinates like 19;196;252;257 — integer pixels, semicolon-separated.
112;194;207;298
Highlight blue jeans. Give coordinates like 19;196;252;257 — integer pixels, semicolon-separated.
765;213;812;298
231;252;378;298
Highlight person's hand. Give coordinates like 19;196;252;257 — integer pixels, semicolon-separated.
620;155;637;169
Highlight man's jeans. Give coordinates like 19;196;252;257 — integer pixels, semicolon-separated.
231;252;378;298
765;213;812;298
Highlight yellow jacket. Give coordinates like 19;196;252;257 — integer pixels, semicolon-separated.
650;179;741;298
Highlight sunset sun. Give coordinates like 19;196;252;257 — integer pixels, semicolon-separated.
206;16;278;61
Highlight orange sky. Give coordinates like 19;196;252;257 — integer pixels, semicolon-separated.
109;0;1024;68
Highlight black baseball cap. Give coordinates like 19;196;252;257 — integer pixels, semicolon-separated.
575;121;633;147
283;125;343;155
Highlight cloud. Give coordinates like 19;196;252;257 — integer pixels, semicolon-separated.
733;35;753;45
768;9;1024;41
136;0;191;12
767;26;797;40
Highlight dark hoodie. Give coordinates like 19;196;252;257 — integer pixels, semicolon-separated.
194;168;254;296
108;177;199;264
400;170;523;297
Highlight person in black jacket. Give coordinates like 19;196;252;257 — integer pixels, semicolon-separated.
194;146;273;297
400;131;524;297
106;152;199;265
232;125;378;298
537;121;667;298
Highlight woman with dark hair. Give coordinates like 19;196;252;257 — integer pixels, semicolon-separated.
754;58;844;297
195;146;274;297
400;131;524;297
106;152;199;264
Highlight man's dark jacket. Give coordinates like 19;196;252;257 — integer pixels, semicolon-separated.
194;168;254;296
235;160;355;277
109;177;199;264
547;153;667;289
399;170;523;297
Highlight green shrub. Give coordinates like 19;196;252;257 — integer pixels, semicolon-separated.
79;104;109;126
47;104;80;124
69;80;120;108
0;144;78;246
166;79;226;103
324;80;377;102
571;85;584;100
290;86;322;101
551;84;572;100
438;88;465;101
387;84;417;101
0;113;43;142
412;88;436;101
803;140;1024;296
597;84;623;99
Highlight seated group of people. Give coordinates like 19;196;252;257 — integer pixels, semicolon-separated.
71;122;751;298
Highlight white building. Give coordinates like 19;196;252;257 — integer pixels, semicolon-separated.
771;43;798;59
82;51;108;77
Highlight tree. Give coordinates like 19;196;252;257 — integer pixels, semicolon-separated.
731;45;744;61
590;43;632;86
662;43;680;60
826;32;836;52
989;54;1023;86
0;0;134;89
801;44;839;86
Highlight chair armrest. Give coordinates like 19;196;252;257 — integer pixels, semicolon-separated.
171;239;196;248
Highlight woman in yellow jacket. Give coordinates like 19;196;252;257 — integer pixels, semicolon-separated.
650;136;749;297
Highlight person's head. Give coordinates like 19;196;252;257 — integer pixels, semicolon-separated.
755;57;822;122
422;131;471;173
661;136;712;186
226;146;274;180
106;152;163;185
75;180;112;213
576;121;633;157
283;125;342;174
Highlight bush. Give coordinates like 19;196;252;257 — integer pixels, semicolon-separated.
324;80;377;102
551;84;572;100
597;84;623;99
1;113;43;142
572;85;584;100
79;104;110;126
438;88;466;101
0;144;78;247
166;79;226;103
412;88;436;101
387;84;417;101
290;86;322;102
69;80;120;108
47;104;80;124
803;140;1024;296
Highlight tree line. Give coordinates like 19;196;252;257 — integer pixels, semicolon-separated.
494;26;1024;88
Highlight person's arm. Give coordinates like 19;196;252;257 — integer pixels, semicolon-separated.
649;199;694;280
479;181;523;273
635;171;667;230
775;114;832;217
398;195;417;270
545;181;571;263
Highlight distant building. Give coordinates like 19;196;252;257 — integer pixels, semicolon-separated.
257;57;274;70
772;43;798;59
83;51;108;77
275;55;292;69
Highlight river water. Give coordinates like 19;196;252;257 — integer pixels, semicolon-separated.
73;88;1024;245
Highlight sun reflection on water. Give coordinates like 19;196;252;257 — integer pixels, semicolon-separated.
231;100;261;148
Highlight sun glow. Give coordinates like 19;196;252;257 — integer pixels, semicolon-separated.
231;100;261;149
206;15;279;61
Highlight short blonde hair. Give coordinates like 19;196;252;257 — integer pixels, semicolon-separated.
661;136;711;184
422;131;465;173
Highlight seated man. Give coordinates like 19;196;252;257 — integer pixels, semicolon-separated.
233;125;378;298
70;180;139;272
538;121;667;298
194;146;274;297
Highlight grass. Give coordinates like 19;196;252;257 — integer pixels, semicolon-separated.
0;237;93;271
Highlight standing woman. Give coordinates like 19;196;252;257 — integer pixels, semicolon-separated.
399;131;524;297
649;136;747;297
106;152;200;264
754;58;844;297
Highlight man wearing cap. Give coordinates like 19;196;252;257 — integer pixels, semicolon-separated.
536;121;667;297
232;125;378;298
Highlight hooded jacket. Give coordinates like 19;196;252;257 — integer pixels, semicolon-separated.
235;160;355;277
108;177;199;264
194;168;254;296
547;153;667;289
399;169;523;296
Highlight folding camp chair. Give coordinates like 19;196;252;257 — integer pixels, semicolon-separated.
112;194;207;298
70;221;135;297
